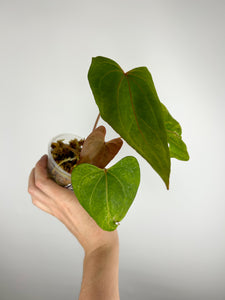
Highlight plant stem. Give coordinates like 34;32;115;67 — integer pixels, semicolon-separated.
92;113;100;132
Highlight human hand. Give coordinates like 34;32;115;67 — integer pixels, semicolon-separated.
28;155;118;255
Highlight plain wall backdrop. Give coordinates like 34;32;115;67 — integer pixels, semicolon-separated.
0;0;224;299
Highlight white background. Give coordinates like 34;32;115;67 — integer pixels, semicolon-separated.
0;0;225;299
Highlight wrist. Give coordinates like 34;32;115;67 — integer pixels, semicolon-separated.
81;234;120;299
84;230;119;258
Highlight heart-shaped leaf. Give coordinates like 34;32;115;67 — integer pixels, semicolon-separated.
71;156;140;231
88;56;170;189
161;103;189;161
78;126;123;168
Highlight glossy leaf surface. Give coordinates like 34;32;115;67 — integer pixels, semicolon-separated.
88;56;170;188
71;156;140;231
161;103;189;161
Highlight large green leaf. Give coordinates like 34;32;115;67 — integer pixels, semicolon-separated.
88;56;171;189
161;103;189;161
71;156;140;231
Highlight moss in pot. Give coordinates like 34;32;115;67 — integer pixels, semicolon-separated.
48;133;84;187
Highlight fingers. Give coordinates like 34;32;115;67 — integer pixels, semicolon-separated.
34;155;73;200
28;168;53;214
28;154;84;221
30;155;79;206
28;154;119;251
28;167;48;199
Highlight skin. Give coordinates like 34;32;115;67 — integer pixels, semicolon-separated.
28;155;120;300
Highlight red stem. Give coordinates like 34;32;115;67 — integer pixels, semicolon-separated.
92;113;101;132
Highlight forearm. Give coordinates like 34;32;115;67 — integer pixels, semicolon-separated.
28;155;120;300
79;239;120;300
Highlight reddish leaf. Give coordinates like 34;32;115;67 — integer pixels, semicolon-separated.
78;126;123;168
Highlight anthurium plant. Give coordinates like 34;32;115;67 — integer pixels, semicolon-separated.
57;56;189;231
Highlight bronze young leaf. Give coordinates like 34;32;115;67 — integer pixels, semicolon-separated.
78;126;123;168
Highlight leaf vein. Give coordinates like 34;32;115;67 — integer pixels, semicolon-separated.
89;173;105;216
104;170;112;227
107;171;126;199
127;71;159;99
125;76;149;146
116;75;127;134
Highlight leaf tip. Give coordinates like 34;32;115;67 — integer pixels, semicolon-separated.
166;179;170;190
